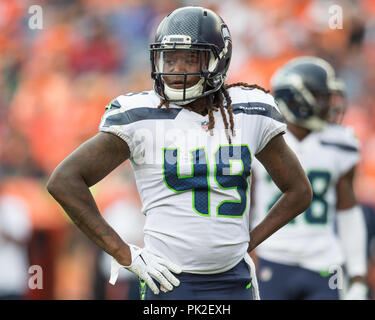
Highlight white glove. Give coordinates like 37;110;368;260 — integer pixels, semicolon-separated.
109;244;182;295
344;282;368;300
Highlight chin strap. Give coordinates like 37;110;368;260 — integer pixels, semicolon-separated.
163;78;205;105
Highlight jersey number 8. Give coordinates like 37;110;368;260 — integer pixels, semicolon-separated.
267;170;331;225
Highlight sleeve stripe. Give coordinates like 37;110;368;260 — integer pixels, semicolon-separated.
229;102;285;123
320;141;359;153
102;107;182;127
110;99;121;109
105;99;121;110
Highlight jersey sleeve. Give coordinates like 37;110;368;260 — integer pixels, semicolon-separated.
98;97;139;159
324;126;361;176
251;93;287;154
339;129;361;175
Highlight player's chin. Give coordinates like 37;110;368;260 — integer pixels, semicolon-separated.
166;81;197;89
164;77;200;89
167;83;185;89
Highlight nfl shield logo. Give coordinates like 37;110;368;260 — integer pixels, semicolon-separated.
201;120;209;131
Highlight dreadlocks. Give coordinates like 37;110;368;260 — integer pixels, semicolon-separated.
157;82;269;144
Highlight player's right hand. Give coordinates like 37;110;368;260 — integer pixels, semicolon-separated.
109;244;182;295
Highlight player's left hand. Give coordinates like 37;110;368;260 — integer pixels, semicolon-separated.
344;282;368;300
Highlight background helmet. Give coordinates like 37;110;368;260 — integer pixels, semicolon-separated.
270;56;346;131
150;6;232;105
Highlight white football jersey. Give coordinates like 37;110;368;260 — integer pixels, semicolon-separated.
252;124;360;272
99;87;286;274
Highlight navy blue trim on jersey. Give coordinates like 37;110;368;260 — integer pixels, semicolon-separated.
229;103;285;123
109;99;121;109
105;99;121;111
103;107;182;127
319;141;358;153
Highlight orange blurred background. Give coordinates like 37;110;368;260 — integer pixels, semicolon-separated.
0;0;374;299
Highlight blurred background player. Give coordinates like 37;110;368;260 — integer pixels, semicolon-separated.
0;192;32;300
251;56;368;300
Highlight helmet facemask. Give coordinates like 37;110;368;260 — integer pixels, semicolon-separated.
150;33;230;105
325;90;347;125
276;87;336;131
271;56;348;131
273;74;327;131
273;72;347;131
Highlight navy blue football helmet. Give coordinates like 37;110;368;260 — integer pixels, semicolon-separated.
150;6;232;105
271;56;346;130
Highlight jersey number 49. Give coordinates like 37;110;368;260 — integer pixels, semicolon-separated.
163;145;251;218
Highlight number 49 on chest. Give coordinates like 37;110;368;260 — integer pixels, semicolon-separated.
162;145;252;218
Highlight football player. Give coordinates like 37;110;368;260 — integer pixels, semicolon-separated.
47;7;312;300
251;56;368;300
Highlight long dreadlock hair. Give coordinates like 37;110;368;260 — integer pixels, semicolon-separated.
157;82;269;144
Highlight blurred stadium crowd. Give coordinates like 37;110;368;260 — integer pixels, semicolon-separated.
0;0;375;299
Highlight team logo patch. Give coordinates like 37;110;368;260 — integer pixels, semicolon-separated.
201;120;209;131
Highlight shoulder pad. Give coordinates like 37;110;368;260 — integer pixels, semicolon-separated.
319;125;360;153
114;90;159;111
227;86;284;123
